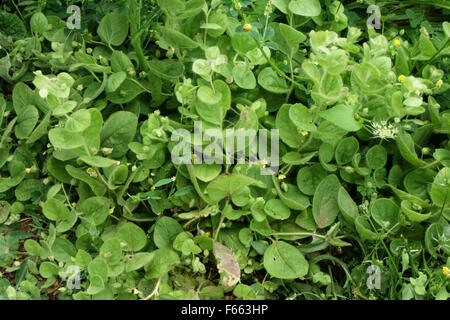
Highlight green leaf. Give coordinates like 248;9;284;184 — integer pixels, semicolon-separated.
98;12;129;46
193;164;222;182
0;201;11;224
65;109;91;133
289;0;322;17
56;209;77;233
251;199;266;222
27;112;50;144
43;198;69;221
75;249;92;268
116;222;147;251
49;128;84;149
0;12;27;39
162;27;199;49
99;238;122;265
125;252;153;272
258;67;290;94
366;145;387;170
106;79;144;104
276;183;310;211
279;23;306;47
206;11;227;37
194;90;225;125
145;249;180;279
52;237;76;262
197;86;222;105
312;73;343;106
335;137;359;165
15;105;39;139
276;104;303;148
148;59;184;80
319;105;362;132
430;167;450;207
355;216;378;241
263;241;309;279
79;156;118;168
282;151;317;165
52;101;77;116
87;275;105;295
157;0;185;12
264;199;291;220
317;49;348;75
396;130;426;167
371;198;400;229
289;103;316;132
111;51;134;72
312;174;340;228
297;163;327;196
403;168;435;199
106;72;127;93
39;262;59;278
401;200;431;222
24;239;41;256
88;258;108;282
231;32;258;54
232;64;256;90
30;12;48;34
65;165;107;197
425;221;450;257
153;217;183;249
100;111;138;158
80;197;110;226
337;187;358;225
207;174;265;202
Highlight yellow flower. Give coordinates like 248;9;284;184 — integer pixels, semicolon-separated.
278;174;286;180
443;266;450;278
300;130;309;136
151;185;156;191
243;23;252;32
394;39;401;46
436;79;443;89
25;168;31;174
398;75;406;82
109;207;115;214
71;202;77;208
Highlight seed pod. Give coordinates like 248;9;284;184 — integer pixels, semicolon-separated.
243;23;252;32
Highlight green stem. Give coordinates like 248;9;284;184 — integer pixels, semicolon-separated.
271;231;327;239
186;164;212;205
254;39;302;88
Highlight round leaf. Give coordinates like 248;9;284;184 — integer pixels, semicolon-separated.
264;199;291;220
263;241;309;279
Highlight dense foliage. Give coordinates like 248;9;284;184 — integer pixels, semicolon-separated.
0;0;449;300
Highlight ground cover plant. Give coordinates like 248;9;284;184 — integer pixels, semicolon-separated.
0;0;449;300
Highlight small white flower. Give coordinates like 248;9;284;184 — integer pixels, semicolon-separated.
170;176;176;181
264;0;273;16
359;201;369;213
368;120;399;140
39;88;49;98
